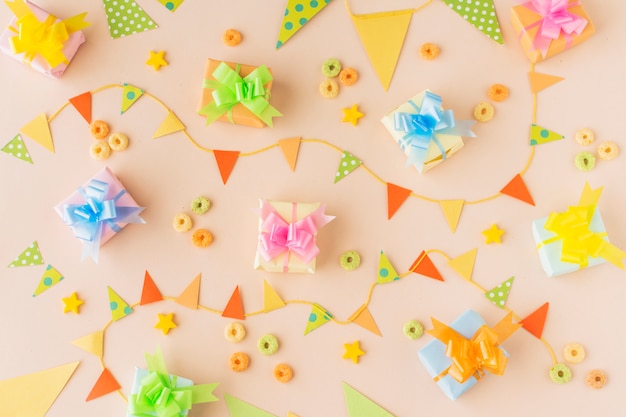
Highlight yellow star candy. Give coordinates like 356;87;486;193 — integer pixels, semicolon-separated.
155;313;177;335
146;50;168;71
62;292;84;314
482;224;505;244
343;341;365;364
342;104;364;126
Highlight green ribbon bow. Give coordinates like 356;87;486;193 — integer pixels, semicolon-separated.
198;62;282;127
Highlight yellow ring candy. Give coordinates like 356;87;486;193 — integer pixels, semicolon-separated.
225;322;246;343
597;141;619;160
273;363;293;383
90;120;110;139
574;128;595;146
229;352;249;372
192;229;213;247
586;369;607;389
419;43;440;60
172;213;192;232
319;79;339;99
89;141;111;160
473;102;494;122
563;343;586;364
549;363;572;384
488;83;509;102
108;133;129;151
257;334;279;355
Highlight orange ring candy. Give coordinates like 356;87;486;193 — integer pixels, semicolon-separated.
90;120;110;139
192;229;213;247
419;43;440;60
273;363;293;383
339;68;358;86
223;29;242;46
229;352;249;372
488;84;509;102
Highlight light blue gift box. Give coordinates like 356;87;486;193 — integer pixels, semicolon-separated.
127;367;194;417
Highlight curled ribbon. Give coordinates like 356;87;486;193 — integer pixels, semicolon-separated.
199;62;283;127
393;91;475;173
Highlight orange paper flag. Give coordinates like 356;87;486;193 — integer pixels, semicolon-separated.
222;285;245;320
528;72;564;94
214;150;239;184
439;200;465;233
520;302;549;339
175;274;201;309
500;174;535;206
86;368;121;401
386;182;411;219
20;113;54;153
278;137;301;171
409;251;443;281
69;92;92;123
349;306;382;336
140;270;163;305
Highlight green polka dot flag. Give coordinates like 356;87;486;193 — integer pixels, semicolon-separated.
442;0;503;45
485;276;514;308
8;241;44;267
1;134;32;164
156;0;184;12
334;151;361;183
121;83;145;114
277;0;333;49
304;303;333;335
103;0;158;39
377;250;400;284
108;286;134;321
530;124;564;146
33;265;63;297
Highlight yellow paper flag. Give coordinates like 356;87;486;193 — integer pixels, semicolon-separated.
20;113;54;153
447;248;478;281
439;200;465;233
263;279;286;312
276;0;332;48
72;330;104;358
121;83;144;114
153;111;185;138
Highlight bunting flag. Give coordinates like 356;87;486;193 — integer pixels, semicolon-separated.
69;91;92;123
485;276;514;308
520;302;549;339
500;174;535;206
442;0;503;45
8;241;44;267
263;280;286;312
529;124;564;146
409;251;443;281
152;111;186;138
343;382;394;417
121;83;144;114
447;248;477;281
439;200;465;233
103;0;158;39
86;368;121;401
377;251;400;284
2;134;33;164
214;150;240;184
334;151;361;183
156;0;184;12
175;274;201;309
0;361;79;417
20;113;54;153
107;286;133;321
348;305;382;336
71;330;104;359
276;0;332;49
304;303;333;335
349;7;413;90
224;393;276;417
386;183;411;219
33;265;63;297
140;270;163;305
288;413;300;417
222;286;245;320
528;72;564;93
278;136;301;171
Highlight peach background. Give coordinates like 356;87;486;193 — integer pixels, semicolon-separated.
0;0;625;416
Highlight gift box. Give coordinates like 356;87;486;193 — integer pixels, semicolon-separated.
0;0;89;79
198;58;282;128
254;199;335;274
380;90;475;174
54;166;145;263
418;310;518;400
531;183;626;277
511;0;595;63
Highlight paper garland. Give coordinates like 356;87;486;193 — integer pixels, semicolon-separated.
102;0;158;39
8;240;44;267
442;0;503;45
33;264;63;296
1;134;32;164
276;0;333;49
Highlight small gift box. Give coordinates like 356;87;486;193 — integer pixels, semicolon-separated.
418;310;518;400
511;0;595;63
198;58;282;128
254;199;335;274
380;90;475;174
0;0;89;79
54;166;145;263
531;183;626;277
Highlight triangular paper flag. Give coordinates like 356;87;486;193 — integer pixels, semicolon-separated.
409;251;444;281
69;91;92;123
278;137;301;171
121;83;144;114
529;124;564;146
377;251;400;284
72;330;104;359
103;0;158;39
276;0;332;49
222;285;245;320
175;274;201;309
485;276;514;308
107;286;133;321
304;303;333;335
439;200;465;233
387;183;411;219
287;413;300;417
8;240;44;267
521;302;549;339
349;306;382;337
263;280;286;312
500;174;535;206
86;368;121;401
442;0;503;45
350;8;413;90
0;361;79;417
529;72;564;93
214;150;240;184
153;111;186;138
140;270;163;305
2;134;33;164
33;265;63;296
334;151;361;183
343;382;394;417
157;0;184;12
20;113;53;153
447;248;478;281
224;393;277;417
